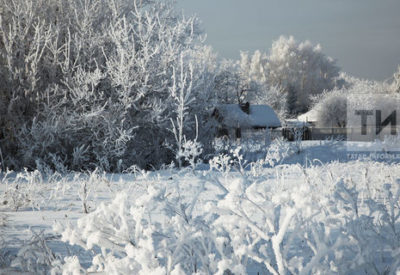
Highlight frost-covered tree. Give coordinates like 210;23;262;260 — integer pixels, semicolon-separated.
0;0;217;171
214;60;240;104
238;51;288;118
265;36;341;115
223;38;340;118
214;57;261;105
315;90;347;128
311;75;398;128
392;65;400;93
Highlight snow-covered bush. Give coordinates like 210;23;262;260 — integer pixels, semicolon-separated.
55;192;164;274
168;57;206;169
0;229;60;274
0;0;217;171
63;183;235;273
212;162;400;274
10;230;59;275
264;137;293;167
0;160;393;274
0;169;47;211
324;169;400;273
54;184;234;274
0;167;108;213
213;167;317;274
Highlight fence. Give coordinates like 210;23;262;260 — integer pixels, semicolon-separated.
282;127;400;141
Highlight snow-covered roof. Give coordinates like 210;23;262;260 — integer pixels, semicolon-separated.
284;119;310;127
215;104;281;128
298;108;319;122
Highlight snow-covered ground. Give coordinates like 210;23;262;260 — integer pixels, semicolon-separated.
1;141;400;274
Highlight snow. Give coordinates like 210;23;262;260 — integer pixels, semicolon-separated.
249;105;281;128
1;141;400;274
284;119;310;128
298;108;319;122
217;104;281;128
2;0;399;273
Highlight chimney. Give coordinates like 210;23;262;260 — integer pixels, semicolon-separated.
240;102;250;114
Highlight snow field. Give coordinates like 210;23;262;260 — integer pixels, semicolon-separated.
1;159;400;274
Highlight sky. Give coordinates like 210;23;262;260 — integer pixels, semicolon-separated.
177;0;400;81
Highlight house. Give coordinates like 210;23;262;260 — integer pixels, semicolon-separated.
282;119;312;141
281;108;320;141
213;102;281;139
297;108;318;127
288;108;345;140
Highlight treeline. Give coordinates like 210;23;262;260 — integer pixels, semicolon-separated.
0;0;216;171
2;0;396;171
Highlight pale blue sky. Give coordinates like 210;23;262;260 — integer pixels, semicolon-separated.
177;0;400;81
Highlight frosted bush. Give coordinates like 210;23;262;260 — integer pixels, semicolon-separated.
54;192;160;273
265;137;293;167
51;256;85;275
181;139;203;169
330;177;400;273
214;172;316;274
10;231;59;275
209;154;233;175
0;169;47;211
0;161;395;274
213;162;400;274
55;184;232;274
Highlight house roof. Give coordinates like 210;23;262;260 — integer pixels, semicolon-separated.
298;108;319;122
215;104;281;128
284;119;310;127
